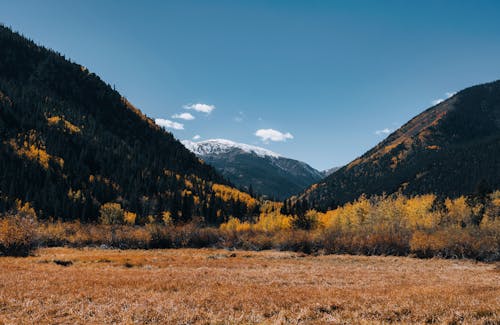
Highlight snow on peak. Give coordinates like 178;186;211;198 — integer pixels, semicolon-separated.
182;138;281;158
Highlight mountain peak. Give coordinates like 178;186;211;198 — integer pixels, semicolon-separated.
182;138;282;158
181;138;324;200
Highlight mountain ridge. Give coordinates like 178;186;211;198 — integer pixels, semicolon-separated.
291;79;500;211
182;138;282;158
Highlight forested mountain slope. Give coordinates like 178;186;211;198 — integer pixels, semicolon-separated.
291;80;500;211
0;25;257;223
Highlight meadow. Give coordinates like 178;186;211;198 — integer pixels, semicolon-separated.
0;247;498;324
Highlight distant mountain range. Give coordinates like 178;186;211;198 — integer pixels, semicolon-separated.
293;80;500;210
182;139;326;200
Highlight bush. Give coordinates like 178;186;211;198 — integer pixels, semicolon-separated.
0;202;38;256
292;210;319;230
123;211;137;225
99;202;124;225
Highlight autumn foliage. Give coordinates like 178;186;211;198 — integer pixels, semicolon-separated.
0;200;38;256
1;192;499;260
219;192;500;260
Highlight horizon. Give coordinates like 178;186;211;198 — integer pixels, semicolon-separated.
1;1;500;169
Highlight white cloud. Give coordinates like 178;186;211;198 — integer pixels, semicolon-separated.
192;134;201;140
375;128;392;136
172;112;195;120
255;128;294;142
432;91;456;106
183;103;215;114
155;118;184;130
234;111;244;122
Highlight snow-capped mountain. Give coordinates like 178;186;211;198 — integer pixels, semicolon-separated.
182;139;324;200
181;139;281;158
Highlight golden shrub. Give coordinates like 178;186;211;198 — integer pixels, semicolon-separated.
253;212;292;232
402;194;438;230
99;203;124;225
124;211;137;225
444;196;474;226
220;217;251;232
0;201;38;256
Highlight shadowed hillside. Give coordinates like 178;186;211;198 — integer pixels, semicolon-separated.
0;25;257;223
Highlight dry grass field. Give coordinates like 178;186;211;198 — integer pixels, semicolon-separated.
0;248;499;324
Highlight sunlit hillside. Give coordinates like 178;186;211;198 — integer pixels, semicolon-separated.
293;80;500;210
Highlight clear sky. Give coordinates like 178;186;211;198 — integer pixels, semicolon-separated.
1;1;500;170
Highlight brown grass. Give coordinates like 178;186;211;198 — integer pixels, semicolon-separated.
0;248;499;324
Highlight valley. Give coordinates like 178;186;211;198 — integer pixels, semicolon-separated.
1;2;500;323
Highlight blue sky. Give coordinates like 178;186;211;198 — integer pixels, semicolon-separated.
1;1;500;170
